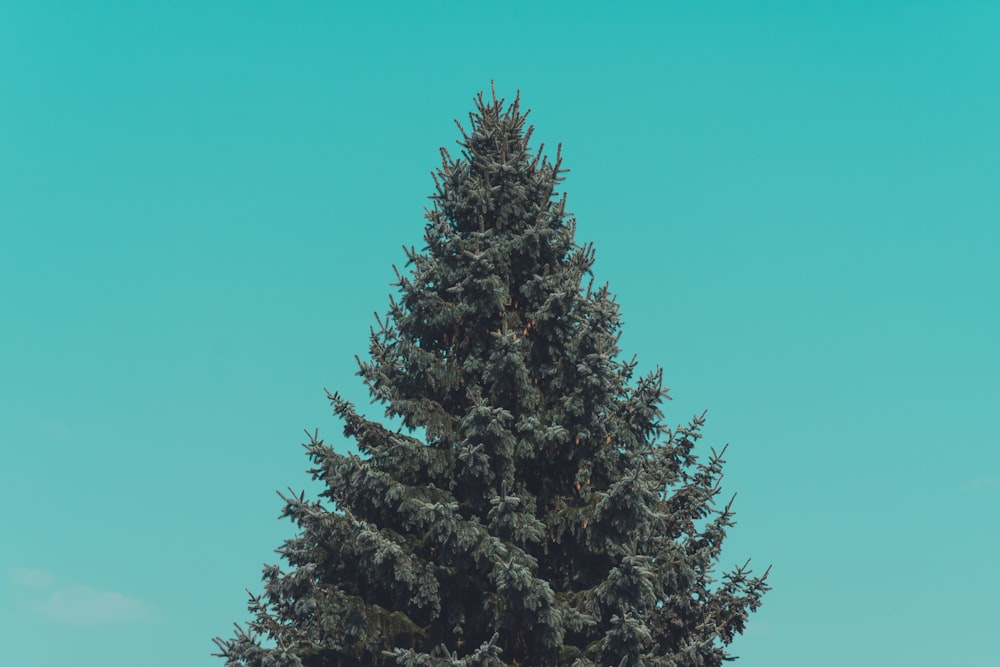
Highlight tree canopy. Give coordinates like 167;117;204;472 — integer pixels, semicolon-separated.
213;82;770;667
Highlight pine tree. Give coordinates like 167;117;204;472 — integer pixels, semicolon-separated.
213;82;771;667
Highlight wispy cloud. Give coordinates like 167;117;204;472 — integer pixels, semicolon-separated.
8;567;56;588
742;619;773;638
8;569;161;626
39;421;71;439
29;584;161;626
964;476;1000;490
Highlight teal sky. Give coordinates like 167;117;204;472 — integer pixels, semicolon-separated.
2;2;997;665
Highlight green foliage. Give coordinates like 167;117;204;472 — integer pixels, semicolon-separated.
213;82;770;667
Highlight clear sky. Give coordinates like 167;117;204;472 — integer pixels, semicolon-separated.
2;2;997;665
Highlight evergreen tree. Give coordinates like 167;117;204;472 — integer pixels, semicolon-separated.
213;82;770;667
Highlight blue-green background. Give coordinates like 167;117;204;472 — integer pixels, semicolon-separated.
2;2;997;665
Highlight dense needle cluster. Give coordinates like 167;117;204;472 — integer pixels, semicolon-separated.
213;82;770;667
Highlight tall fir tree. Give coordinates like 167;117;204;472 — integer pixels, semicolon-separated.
213;83;770;667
